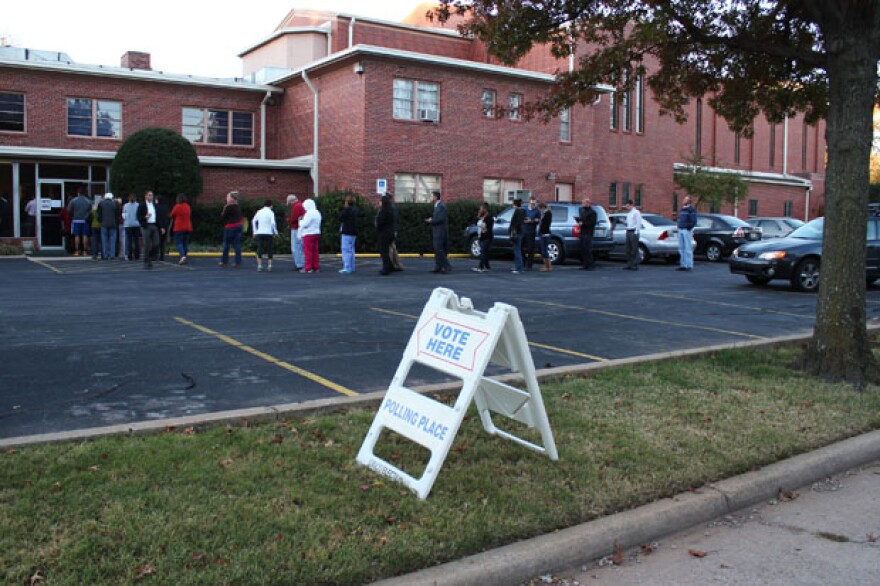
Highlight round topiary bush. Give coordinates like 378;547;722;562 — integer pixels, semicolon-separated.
110;128;202;200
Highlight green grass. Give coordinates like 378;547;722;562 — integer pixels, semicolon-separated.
2;346;879;584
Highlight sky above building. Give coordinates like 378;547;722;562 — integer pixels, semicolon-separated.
2;1;428;78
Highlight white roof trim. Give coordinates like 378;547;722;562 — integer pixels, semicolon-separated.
271;44;615;89
673;163;813;189
0;58;281;92
0;146;312;170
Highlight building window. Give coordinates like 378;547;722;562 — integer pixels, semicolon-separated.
635;184;643;207
748;199;759;216
481;89;496;118
508;93;523;120
609;182;618;207
672;191;679;214
395;173;441;203
734;132;741;165
559;108;571;142
393;79;439;121
67;98;121;138
0;93;25;133
784;200;793;216
622;182;631;204
621;73;632;132
769;123;776;167
634;74;645;134
695;98;702;158
182;108;254;146
483;178;523;204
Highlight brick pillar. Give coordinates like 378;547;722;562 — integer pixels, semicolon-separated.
121;51;151;70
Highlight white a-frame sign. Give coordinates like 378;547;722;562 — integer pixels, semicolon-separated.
356;287;558;499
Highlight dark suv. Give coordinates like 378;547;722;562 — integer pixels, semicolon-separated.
694;213;763;261
464;202;613;264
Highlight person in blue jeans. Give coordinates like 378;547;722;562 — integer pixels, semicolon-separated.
338;195;359;274
219;191;243;268
676;195;697;271
509;197;525;274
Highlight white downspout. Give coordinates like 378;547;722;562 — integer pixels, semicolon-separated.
349;17;356;47
302;70;319;198
805;187;811;221
260;91;272;160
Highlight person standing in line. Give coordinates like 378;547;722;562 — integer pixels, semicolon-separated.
376;194;396;276
473;202;494;273
97;193;119;260
522;195;541;270
219;191;244;268
426;190;451;274
89;198;102;259
299;198;322;273
169;194;193;265
338;195;359;274
137;190;161;269
387;192;404;271
676;194;697;272
623;199;642;270
154;195;170;261
122;194;141;261
576;197;598;270
66;187;92;256
286;194;306;272
537;200;553;272
252;199;278;272
509;197;526;274
23;194;38;237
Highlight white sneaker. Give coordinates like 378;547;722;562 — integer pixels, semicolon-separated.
511;270;521;274
471;267;484;273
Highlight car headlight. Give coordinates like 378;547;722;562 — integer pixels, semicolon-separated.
758;251;786;260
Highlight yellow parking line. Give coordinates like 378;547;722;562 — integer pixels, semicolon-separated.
174;316;358;397
646;292;813;318
525;299;764;340
369;307;607;361
28;258;64;274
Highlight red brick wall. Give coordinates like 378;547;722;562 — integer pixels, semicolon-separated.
201;167;310;204
335;18;474;61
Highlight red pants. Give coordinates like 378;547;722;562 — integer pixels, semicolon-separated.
303;234;320;271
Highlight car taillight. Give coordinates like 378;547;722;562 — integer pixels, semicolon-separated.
573;224;581;238
658;230;669;240
733;227;744;237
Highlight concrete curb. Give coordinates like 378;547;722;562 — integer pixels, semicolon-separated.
373;430;880;586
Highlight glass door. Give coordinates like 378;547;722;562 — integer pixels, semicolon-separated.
38;181;65;249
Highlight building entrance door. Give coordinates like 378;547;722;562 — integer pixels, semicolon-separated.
38;181;65;249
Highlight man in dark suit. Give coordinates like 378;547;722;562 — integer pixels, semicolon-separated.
136;191;163;269
425;190;451;273
577;197;598;270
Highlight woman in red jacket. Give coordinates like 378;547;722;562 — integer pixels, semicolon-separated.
168;194;193;265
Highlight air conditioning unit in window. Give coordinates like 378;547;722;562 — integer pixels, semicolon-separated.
418;108;439;123
505;189;531;203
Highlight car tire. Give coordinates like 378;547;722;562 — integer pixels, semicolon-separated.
468;235;481;259
791;257;820;292
638;244;650;264
546;238;564;265
704;242;724;262
746;275;771;286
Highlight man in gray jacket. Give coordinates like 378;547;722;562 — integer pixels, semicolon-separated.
98;193;119;260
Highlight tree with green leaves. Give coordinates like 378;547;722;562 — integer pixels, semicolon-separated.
110;127;203;201
674;154;749;211
437;0;880;386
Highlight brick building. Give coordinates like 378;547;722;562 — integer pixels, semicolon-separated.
0;7;825;251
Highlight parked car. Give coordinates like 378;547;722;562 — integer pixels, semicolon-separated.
694;213;763;261
729;217;880;292
746;217;805;239
607;213;695;264
464;202;613;265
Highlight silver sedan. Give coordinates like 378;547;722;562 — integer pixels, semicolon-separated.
607;213;696;264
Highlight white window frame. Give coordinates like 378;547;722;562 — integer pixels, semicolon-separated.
182;107;254;146
0;92;25;133
508;93;523;121
481;89;496;118
560;108;571;142
393;79;440;121
67;97;122;138
394;173;442;203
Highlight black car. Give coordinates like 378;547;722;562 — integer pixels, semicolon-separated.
694;213;763;261
729;217;880;292
464;202;613;264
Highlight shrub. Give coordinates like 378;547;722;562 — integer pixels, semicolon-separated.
110;128;202;201
0;242;24;255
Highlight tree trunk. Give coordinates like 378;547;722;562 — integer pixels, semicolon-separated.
798;17;880;387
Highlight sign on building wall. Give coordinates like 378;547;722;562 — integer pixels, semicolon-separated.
376;179;388;194
356;288;558;499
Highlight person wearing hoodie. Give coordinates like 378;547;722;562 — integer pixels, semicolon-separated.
299;198;322;273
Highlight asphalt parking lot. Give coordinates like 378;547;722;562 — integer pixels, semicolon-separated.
3;253;880;440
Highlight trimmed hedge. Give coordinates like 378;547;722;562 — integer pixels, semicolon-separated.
185;191;503;255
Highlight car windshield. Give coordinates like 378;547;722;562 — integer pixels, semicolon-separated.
783;219;806;229
642;214;675;226
788;218;823;239
719;215;751;228
496;208;514;222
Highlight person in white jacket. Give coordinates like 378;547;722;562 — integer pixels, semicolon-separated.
299;198;322;273
252;199;279;272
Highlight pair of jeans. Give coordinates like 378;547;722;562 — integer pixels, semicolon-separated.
512;233;524;272
125;226;141;259
221;225;243;265
678;228;694;269
522;229;537;268
478;238;492;270
341;234;356;271
175;231;191;258
291;228;304;269
580;234;594;268
101;227;117;259
539;234;551;258
625;230;640;269
142;224;160;266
